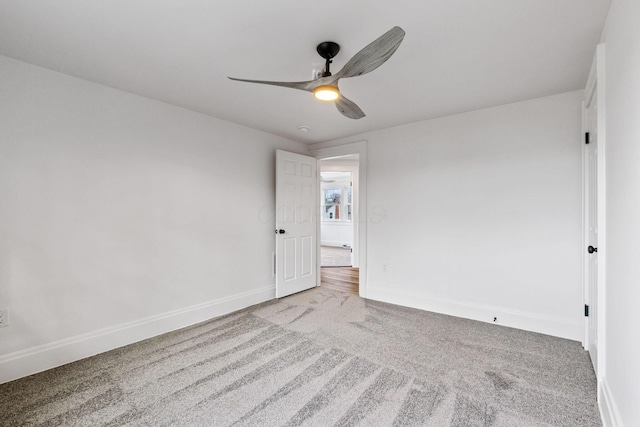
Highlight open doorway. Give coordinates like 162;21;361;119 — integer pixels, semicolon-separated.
319;156;359;295
311;141;367;298
321;171;353;267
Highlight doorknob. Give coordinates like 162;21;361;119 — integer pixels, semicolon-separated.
275;229;285;234
588;246;598;254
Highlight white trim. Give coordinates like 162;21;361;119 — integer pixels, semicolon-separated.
599;377;623;427
367;286;582;340
310;141;368;297
595;43;607;385
321;240;351;248
581;96;587;348
0;286;275;384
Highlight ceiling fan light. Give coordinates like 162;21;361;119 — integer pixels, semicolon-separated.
314;85;340;101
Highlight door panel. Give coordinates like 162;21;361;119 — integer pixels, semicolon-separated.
281;184;296;223
301;236;313;277
283;237;296;281
276;150;317;298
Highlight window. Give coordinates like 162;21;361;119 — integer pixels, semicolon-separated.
322;185;352;221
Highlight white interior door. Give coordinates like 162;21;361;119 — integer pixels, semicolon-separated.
585;89;599;372
276;150;317;298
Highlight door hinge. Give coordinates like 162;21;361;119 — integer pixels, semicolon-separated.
585;132;590;145
584;304;590;317
272;252;276;277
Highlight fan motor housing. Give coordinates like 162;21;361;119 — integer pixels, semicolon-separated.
316;42;340;59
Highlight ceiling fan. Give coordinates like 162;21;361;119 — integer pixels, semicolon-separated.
228;26;405;119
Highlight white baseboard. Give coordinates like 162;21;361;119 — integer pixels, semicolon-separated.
0;285;275;385
599;377;623;427
321;241;351;248
366;285;581;341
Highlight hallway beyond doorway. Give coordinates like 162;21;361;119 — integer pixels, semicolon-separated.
321;245;352;267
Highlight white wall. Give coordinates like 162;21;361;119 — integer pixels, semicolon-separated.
600;0;640;425
0;56;308;382
321;222;353;248
313;91;584;340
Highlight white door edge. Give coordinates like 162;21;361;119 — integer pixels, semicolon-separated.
582;43;607;383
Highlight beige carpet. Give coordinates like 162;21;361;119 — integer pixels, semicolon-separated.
0;287;600;426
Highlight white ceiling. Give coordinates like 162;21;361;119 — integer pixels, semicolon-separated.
0;0;610;144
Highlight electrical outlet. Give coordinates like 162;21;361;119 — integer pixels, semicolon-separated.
0;309;8;327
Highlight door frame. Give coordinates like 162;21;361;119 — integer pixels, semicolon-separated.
310;141;368;298
582;43;606;383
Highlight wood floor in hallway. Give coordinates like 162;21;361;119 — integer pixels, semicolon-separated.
320;267;359;295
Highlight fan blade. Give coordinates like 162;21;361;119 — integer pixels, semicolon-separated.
227;77;320;92
336;26;405;79
336;95;365;119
